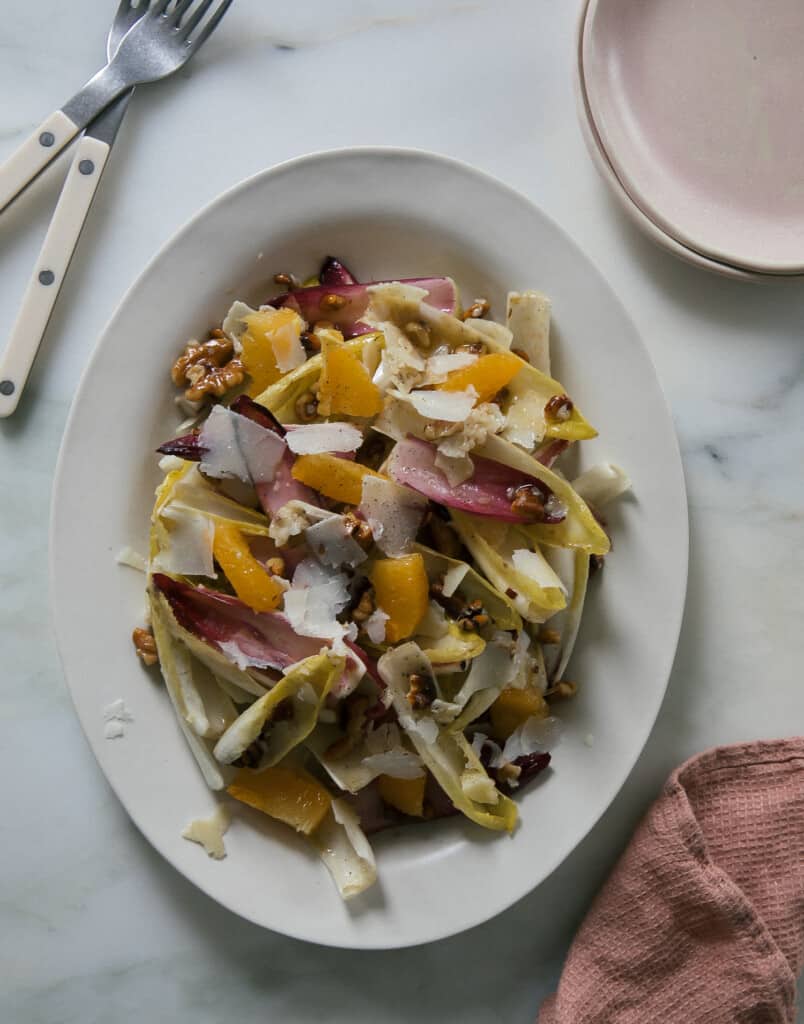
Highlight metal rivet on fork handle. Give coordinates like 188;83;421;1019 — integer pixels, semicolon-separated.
0;381;15;396
38;270;55;285
39;131;55;147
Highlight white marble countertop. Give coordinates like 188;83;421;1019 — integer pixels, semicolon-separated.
2;1;803;1020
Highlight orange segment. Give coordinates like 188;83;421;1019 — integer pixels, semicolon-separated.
318;336;383;418
378;774;426;817
490;686;549;741
437;351;523;404
371;553;429;643
241;309;304;396
213;522;284;612
227;764;331;835
291;453;385;506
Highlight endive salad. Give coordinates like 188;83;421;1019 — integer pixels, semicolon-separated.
137;255;630;900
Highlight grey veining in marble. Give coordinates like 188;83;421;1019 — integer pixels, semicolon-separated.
1;1;802;1021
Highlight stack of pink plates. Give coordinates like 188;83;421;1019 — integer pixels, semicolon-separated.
576;0;804;281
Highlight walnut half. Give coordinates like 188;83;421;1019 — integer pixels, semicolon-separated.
171;332;245;402
132;627;158;667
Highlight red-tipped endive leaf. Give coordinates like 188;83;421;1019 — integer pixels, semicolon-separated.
319;256;358;287
387;437;566;524
266;278;457;339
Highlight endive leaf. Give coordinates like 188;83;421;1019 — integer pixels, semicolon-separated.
213;652;342;768
377;643;517;833
476;435;610;554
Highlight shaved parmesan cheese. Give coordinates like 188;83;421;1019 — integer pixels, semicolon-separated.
270;315;306;372
359;475;427;557
403;387;477;422
436;402;506;459
181;805;230;859
153;506;216;578
284;559;354;642
199;404;249;481
199;405;285;485
372;322;427;393
366;281;430;320
285;422;363;455
402;714;439;746
222;300;259;348
512;548;567;594
501;715;562;762
441;562;469;598
372;395;429;442
305;516;367;569
571;463;631;508
424;351;478;383
115;546;147;572
268;500;330;547
158;454;186;474
434;450;474;486
364;608;389;644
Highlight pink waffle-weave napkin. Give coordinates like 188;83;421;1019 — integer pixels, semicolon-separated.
540;739;804;1024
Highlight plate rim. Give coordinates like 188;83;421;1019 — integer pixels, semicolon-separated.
583;0;804;276
49;145;689;948
574;0;770;283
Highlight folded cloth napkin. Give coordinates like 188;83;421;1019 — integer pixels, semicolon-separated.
540;739;804;1024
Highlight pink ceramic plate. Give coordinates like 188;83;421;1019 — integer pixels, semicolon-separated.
574;0;761;282
583;0;804;275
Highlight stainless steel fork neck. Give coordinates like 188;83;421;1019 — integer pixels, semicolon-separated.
62;63;130;127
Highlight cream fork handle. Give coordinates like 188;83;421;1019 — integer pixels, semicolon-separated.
0;135;110;417
0;111;80;215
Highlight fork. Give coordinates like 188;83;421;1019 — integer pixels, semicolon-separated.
0;0;232;215
0;0;233;417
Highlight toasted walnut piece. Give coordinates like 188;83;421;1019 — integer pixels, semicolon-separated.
456;599;490;632
295;390;319;422
544;393;574;423
508;484;546;520
132;627;158;667
186;360;245;402
171;335;246;401
320;293;347;311
589;554;605;576
343;511;373;550
547;680;578;700
497;761;522;785
265;557;285;577
538;628;561;645
457;341;487;356
171;336;234;386
461;298;490;320
511;347;530;363
406;673;437;710
352;588;375;624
